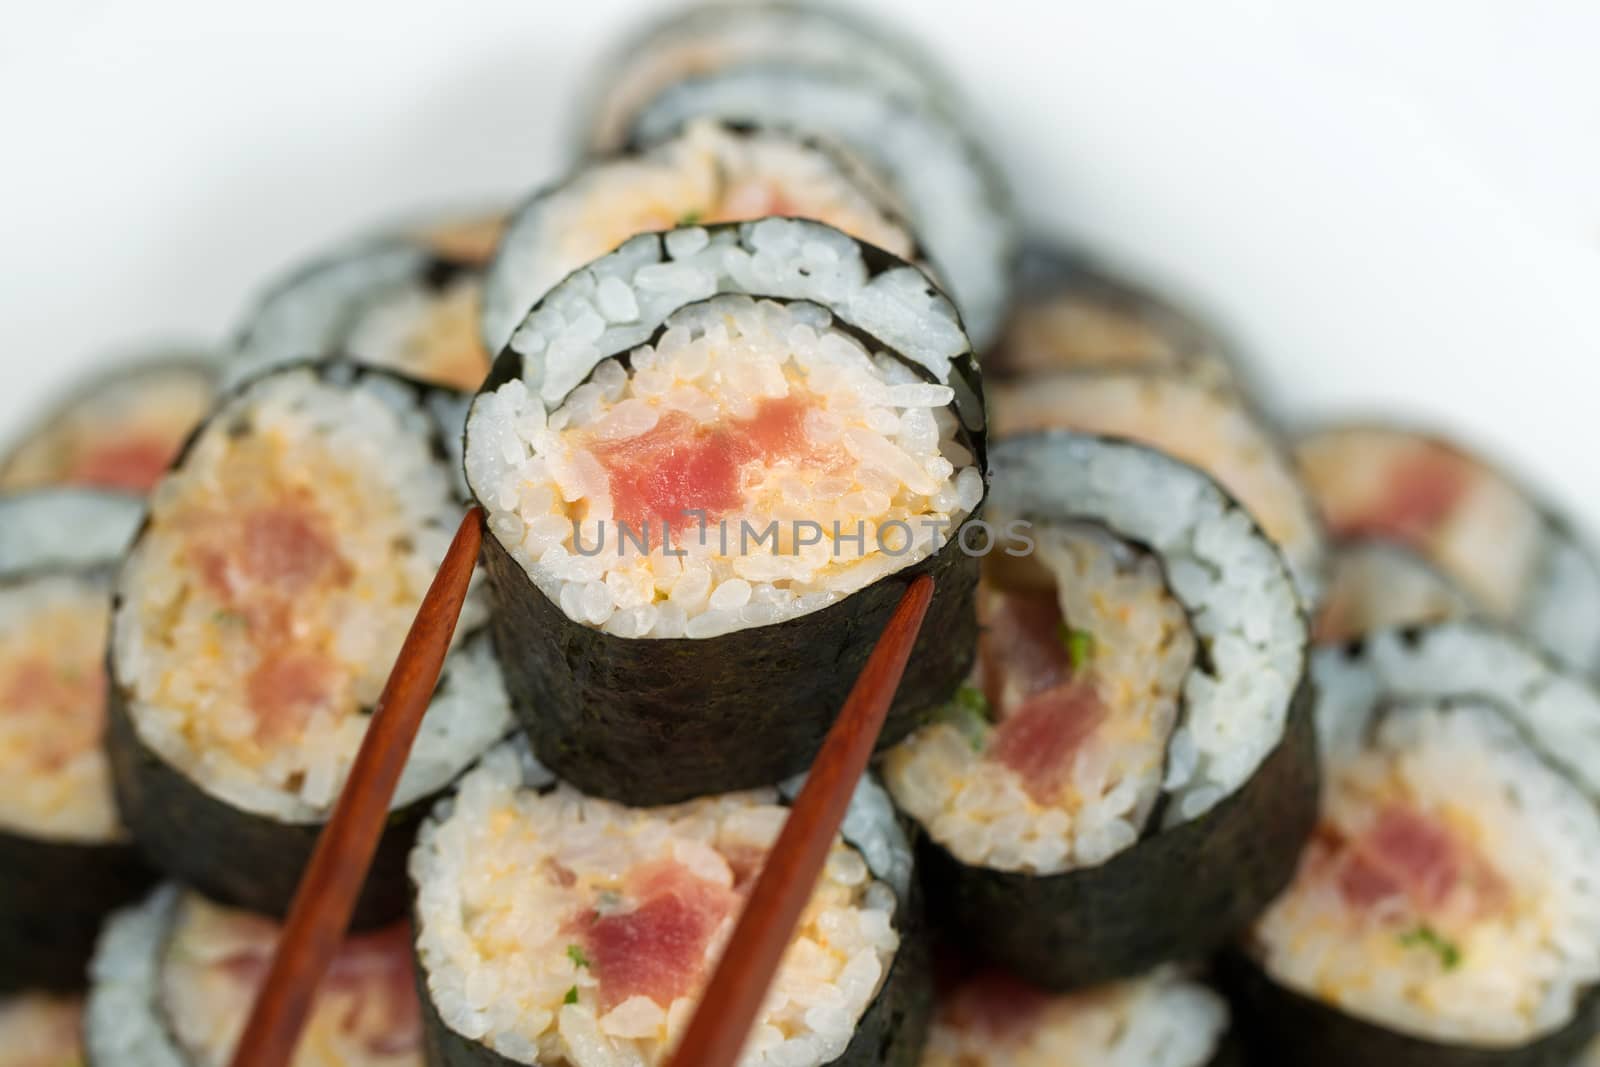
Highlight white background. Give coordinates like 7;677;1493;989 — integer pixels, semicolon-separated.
2;1;1597;521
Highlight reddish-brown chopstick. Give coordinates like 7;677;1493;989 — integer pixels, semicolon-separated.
665;574;936;1067
228;506;484;1067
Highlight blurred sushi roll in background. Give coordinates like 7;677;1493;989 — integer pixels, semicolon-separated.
1231;620;1600;1065
0;347;218;495
107;362;512;924
988;370;1328;611
0;488;147;575
1297;425;1600;675
85;884;421;1066
0;490;152;995
466;218;985;804
409;739;929;1067
232;218;505;394
1313;540;1477;645
921;965;1236;1067
608;9;1014;349
886;432;1316;988
0;992;85;1067
986;242;1242;393
481;119;919;356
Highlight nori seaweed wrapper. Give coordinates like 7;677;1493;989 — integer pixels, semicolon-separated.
468;221;986;807
921;677;1319;990
1218;948;1600;1067
104;360;496;927
0;827;150;992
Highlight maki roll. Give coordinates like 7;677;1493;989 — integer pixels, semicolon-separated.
481;118;917;354
0;490;151;992
108;362;512;924
884;432;1316;987
579;0;961;156
1314;541;1476;645
405;206;510;268
988;370;1328;609
621;61;1013;348
1233;621;1600;1066
1297;425;1600;674
0;489;146;575
465;218;985;804
234;229;497;393
0;348;217;494
0;993;84;1066
85;884;421;1065
409;739;929;1066
986;242;1239;392
922;966;1235;1067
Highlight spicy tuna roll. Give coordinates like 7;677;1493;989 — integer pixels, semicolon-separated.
1231;621;1600;1066
623;70;1013;348
885;432;1316;988
986;243;1240;392
0;349;217;494
579;0;961;156
1313;541;1476;645
465;218;984;804
0;992;85;1067
922;966;1235;1067
482;118;917;354
86;884;421;1066
1297;425;1600;675
108;362;512;924
988;370;1327;609
234;229;496;393
410;739;929;1067
0;490;151;992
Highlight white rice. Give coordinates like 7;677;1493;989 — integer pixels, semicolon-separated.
580;0;959;153
86;884;423;1067
921;966;1228;1067
884;523;1195;874
410;740;906;1067
1254;698;1600;1047
0;359;216;493
984;432;1307;827
990;371;1327;609
112;366;510;822
482;118;917;354
1298;425;1600;676
629;69;1015;348
1313;540;1477;644
0;572;119;841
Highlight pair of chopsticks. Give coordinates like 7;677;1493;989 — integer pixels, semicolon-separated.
228;506;936;1067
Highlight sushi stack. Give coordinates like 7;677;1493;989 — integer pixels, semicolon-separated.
1;3;1598;1067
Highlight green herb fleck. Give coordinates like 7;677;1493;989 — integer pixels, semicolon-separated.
212;610;247;628
942;685;991;751
1057;624;1095;672
567;944;590;969
1398;925;1461;970
563;986;580;1005
678;209;704;226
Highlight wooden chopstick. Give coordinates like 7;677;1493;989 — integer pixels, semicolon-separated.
666;573;937;1067
228;506;484;1067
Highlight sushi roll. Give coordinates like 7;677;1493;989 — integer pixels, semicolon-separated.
405;206;510;268
409;739;930;1066
1313;541;1476;645
884;432;1317;987
922;966;1235;1067
1232;621;1600;1066
0;490;151;992
986;242;1240;392
1297;425;1600;675
0;348;217;494
464;218;986;805
481;118;918;355
107;361;513;924
578;0;961;156
85;884;421;1065
988;370;1328;609
0;489;147;575
233;230;496;393
0;992;84;1066
622;66;1013;349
